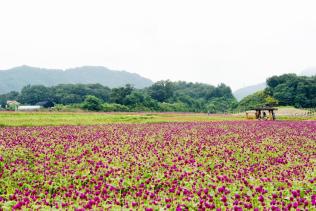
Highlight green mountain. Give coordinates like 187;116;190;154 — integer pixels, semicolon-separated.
0;65;153;94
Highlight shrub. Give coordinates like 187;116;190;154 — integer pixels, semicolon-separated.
82;95;103;111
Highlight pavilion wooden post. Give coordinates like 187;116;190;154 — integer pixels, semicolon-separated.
255;110;260;119
269;110;273;120
272;110;276;120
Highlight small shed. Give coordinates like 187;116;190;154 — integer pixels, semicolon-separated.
18;105;42;111
252;107;277;120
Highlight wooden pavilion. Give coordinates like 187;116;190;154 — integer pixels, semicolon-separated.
252;107;277;120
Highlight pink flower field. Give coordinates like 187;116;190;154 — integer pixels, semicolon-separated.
0;121;315;210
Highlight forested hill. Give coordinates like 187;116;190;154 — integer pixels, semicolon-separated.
0;65;153;94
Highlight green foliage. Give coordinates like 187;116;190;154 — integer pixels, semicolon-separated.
0;91;19;108
18;85;52;105
148;81;236;112
158;102;190;112
124;91;145;106
6;104;18;111
82;95;103;111
110;84;134;104
51;84;111;104
102;103;129;112
2;80;237;113
265;96;278;107
207;97;238;113
148;80;174;102
130;105;152;112
51;104;83;112
266;74;316;108
238;91;278;111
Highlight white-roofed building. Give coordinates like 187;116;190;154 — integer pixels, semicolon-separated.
17;105;42;111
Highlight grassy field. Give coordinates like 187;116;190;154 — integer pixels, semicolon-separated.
0;112;246;126
0;110;315;126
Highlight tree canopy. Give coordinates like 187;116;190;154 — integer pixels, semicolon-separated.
266;74;316;108
237;91;278;111
0;81;237;113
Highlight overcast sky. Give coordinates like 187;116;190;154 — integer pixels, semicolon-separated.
0;0;315;90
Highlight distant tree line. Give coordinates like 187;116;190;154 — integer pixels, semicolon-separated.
0;81;238;113
1;74;314;112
